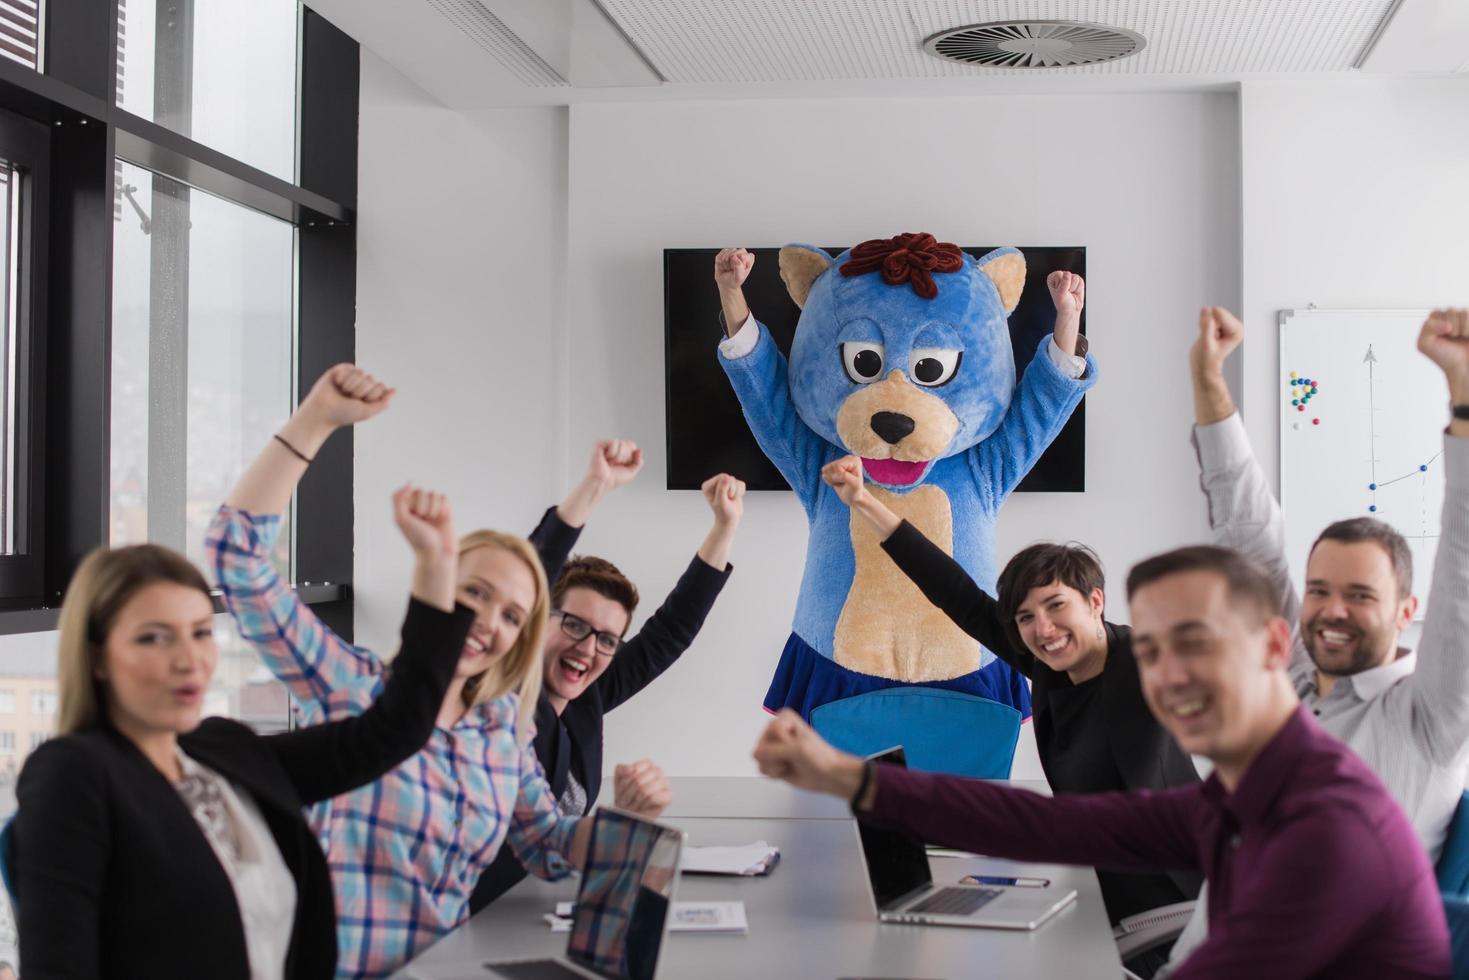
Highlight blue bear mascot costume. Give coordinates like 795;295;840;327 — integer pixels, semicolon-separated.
715;233;1097;721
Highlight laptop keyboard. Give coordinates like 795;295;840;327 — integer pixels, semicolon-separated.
908;886;1004;916
483;960;587;980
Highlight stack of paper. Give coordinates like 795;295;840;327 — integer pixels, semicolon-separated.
544;901;749;934
680;842;781;876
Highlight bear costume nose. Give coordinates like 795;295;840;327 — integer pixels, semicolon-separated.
870;411;916;445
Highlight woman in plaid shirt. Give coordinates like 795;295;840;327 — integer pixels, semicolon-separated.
209;365;672;978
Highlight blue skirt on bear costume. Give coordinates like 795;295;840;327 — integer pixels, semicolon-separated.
764;631;1032;721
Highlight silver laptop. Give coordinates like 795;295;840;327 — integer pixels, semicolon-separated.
855;747;1076;930
484;807;686;980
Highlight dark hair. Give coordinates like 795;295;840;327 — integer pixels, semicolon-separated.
995;543;1105;652
1309;517;1413;599
1125;545;1281;622
552;555;639;635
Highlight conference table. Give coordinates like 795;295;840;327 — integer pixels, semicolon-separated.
392;776;1124;979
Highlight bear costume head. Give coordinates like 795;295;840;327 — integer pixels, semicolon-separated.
778;232;1026;492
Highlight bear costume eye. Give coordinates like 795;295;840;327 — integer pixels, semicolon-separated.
841;341;885;384
910;347;963;387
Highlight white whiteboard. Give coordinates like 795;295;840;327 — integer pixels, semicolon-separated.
1279;309;1447;619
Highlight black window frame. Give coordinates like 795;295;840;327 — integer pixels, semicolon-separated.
0;1;359;639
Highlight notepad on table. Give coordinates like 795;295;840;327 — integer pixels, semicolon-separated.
680;841;780;876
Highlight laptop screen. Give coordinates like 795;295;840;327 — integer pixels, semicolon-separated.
854;747;935;910
566;808;683;980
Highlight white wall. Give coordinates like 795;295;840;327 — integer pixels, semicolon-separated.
354;51;569;648
561;94;1240;777
1238;79;1469;483
352;78;1469;781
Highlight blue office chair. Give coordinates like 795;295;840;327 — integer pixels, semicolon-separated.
1445;895;1469;980
0;816;14;901
1439;792;1469;898
810;687;1021;779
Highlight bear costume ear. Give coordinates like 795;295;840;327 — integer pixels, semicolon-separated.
974;247;1027;314
779;245;834;310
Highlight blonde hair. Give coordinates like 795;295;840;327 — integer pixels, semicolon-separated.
55;544;213;736
457;529;549;744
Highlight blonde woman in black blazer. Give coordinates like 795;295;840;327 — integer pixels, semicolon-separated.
13;473;473;980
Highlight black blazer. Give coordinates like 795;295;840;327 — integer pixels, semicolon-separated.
12;598;473;980
469;510;730;912
881;521;1202;902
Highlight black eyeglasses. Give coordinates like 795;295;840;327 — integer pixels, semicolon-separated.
552;610;622;657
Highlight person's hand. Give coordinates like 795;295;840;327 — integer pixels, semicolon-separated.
714;248;755;292
821;455;870;508
393;485;456;559
613;760;672;818
1189;306;1245;379
1419;309;1469;399
298;364;395;431
752;709;864;799
701;473;745;528
587;439;643;491
1047;271;1085;318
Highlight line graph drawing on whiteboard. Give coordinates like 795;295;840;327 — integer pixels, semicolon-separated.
1280;310;1447;620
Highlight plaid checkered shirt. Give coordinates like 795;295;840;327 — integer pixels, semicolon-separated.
207;504;579;978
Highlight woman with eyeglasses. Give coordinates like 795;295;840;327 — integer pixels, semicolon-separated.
470;469;744;911
207;365;674;979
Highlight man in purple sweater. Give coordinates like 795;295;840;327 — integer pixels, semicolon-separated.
754;545;1450;979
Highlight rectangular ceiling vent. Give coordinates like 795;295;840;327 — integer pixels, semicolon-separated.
423;0;567;87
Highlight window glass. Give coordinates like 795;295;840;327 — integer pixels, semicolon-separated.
110;160;295;578
116;0;299;181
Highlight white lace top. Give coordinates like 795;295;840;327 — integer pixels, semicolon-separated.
175;750;298;980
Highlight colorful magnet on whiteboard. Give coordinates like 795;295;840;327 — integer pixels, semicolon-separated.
1422;464;1429;472
1369;505;1378;512
1297;405;1305;412
1313;418;1320;425
1369;483;1377;490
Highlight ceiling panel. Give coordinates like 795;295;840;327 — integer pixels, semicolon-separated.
595;0;1395;82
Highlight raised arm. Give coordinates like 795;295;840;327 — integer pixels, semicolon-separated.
1187;309;1306;670
210;365;396;710
265;487;473;803
595;475;742;711
753;710;1199;873
971;272;1097;500
529;440;644;585
13;740;109;977
713;247;833;508
1406;310;1469;764
821;455;1034;676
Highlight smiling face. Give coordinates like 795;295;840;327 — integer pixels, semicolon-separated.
454;544;538;681
1301;539;1416;678
1013;580;1105;674
542;586;632;706
1129;569;1292;767
98;582;218;738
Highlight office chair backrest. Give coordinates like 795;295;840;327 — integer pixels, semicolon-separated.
811;687;1021;779
1438;792;1469;898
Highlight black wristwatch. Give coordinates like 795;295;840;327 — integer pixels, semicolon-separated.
1454;405;1469;421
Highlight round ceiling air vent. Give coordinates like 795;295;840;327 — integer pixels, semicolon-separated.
924;20;1145;69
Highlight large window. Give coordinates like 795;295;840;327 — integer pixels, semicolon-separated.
110;160;295;574
117;0;298;181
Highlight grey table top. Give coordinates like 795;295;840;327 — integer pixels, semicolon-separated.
393;780;1121;980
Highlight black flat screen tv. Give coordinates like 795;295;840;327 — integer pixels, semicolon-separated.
663;245;1086;492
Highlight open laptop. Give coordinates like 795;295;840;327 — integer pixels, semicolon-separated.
855;747;1077;930
484;807;685;980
